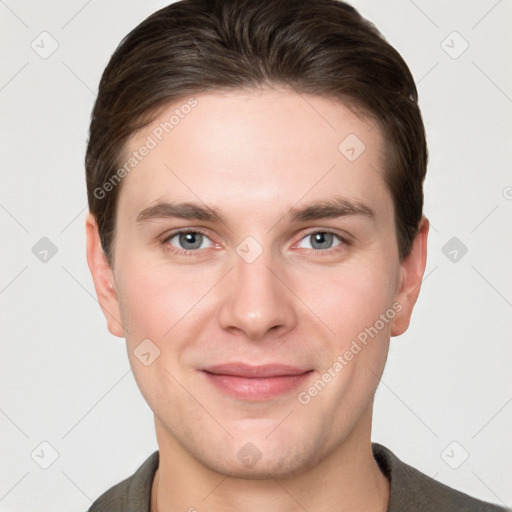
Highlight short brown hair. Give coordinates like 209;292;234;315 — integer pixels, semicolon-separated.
86;0;427;262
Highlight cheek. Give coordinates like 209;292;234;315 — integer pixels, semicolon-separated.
292;258;398;344
115;259;215;407
292;262;396;419
115;256;216;342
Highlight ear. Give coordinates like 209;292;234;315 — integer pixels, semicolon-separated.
391;217;429;337
85;213;124;338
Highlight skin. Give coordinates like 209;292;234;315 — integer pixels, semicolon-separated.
86;88;428;512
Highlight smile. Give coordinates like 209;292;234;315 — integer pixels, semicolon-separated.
200;363;314;401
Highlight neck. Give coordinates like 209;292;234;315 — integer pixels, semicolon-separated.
151;410;389;512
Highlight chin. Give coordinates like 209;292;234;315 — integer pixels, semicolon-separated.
193;438;326;481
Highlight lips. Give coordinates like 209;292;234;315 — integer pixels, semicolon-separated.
200;363;313;400
202;363;310;378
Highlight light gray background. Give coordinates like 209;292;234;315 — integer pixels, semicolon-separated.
1;0;511;510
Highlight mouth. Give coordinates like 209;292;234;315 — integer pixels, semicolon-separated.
199;363;314;401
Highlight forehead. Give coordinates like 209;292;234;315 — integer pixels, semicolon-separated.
118;89;391;222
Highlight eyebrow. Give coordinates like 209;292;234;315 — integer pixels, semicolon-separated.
136;202;227;224
136;197;375;224
288;197;375;222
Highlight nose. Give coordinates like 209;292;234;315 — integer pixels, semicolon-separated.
218;248;298;341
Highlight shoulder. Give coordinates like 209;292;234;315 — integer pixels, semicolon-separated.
88;451;159;512
372;443;509;512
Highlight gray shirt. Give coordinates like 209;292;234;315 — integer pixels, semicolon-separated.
88;443;509;511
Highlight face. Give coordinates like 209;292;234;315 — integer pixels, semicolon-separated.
87;88;427;478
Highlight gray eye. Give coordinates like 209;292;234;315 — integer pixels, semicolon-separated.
297;232;342;250
178;232;203;250
167;231;212;251
310;232;334;249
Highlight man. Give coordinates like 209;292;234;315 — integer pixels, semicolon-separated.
85;0;508;510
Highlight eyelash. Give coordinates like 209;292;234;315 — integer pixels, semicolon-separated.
161;228;350;256
296;229;350;255
161;229;213;257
